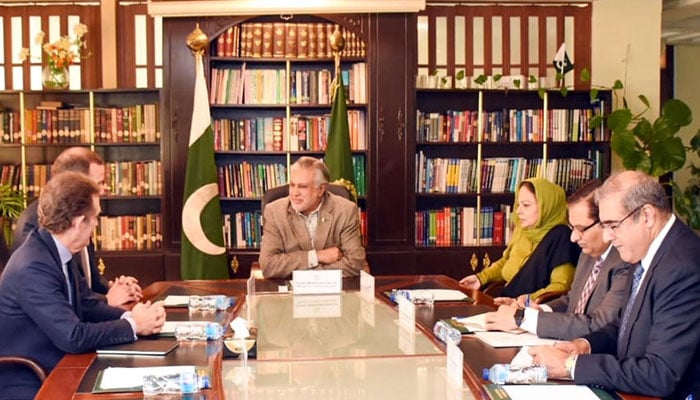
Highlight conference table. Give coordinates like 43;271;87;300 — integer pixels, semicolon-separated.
35;275;655;400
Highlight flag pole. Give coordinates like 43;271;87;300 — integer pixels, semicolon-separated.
180;24;230;280
326;25;358;202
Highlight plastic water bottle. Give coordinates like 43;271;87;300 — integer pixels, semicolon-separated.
433;320;462;345
483;363;548;384
174;322;224;341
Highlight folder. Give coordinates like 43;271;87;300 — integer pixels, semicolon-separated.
96;340;179;356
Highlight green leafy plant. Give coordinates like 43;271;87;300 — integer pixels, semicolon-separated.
596;81;700;229
0;184;25;247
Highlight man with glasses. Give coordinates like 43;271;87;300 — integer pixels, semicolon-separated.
484;179;631;339
531;170;700;400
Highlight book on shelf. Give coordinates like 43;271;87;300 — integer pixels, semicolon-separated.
261;22;273;57
297;23;309;58
273;22;285;57
285;23;297;57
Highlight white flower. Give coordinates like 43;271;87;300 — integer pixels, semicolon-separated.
34;31;45;46
73;23;88;38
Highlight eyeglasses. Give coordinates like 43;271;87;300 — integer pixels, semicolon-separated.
568;219;599;234
600;204;644;232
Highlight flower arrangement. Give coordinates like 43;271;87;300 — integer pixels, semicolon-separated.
19;23;90;88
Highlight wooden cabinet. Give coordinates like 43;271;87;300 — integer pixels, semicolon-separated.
207;17;369;256
413;88;611;277
162;15;371;278
0;89;165;282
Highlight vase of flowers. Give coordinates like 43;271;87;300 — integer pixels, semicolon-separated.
41;65;69;89
19;23;90;90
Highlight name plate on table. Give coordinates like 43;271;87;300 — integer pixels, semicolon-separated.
446;340;464;385
293;294;342;318
292;269;342;294
360;270;375;301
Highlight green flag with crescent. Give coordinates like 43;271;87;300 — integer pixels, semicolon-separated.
325;71;356;198
180;52;229;280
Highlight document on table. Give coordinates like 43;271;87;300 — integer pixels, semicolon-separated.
94;365;195;392
474;331;557;347
451;313;524;333
500;384;601;400
409;289;472;302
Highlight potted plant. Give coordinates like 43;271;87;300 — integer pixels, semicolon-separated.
0;183;25;249
597;83;700;229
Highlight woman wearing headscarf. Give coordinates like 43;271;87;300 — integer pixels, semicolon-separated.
460;177;580;301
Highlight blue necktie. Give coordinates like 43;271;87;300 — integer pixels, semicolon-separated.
618;263;644;343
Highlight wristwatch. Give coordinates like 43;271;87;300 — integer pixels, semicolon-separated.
514;308;525;327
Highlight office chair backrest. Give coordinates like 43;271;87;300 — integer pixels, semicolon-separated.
261;183;353;212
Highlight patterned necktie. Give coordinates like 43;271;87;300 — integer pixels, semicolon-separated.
618;263;644;343
574;257;603;314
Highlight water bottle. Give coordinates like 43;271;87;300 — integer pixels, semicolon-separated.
174;322;224;341
433;320;462;345
483;363;548;384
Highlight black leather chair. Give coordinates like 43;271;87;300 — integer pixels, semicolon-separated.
252;182;368;277
261;183;353;210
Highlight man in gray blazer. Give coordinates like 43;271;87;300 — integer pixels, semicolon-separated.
531;171;700;399
484;179;631;340
258;156;365;279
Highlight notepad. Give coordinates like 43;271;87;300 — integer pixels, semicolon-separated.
451;312;524;333
96;340;179;356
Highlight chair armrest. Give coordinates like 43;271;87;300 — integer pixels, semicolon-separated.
0;356;47;382
533;290;567;304
481;281;505;297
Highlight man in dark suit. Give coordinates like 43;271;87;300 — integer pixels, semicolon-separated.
0;172;166;400
531;170;700;400
12;147;142;307
484;179;631;339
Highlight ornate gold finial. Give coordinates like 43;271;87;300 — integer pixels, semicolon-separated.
470;252;478;272
329;25;345;101
482;253;491;269
98;257;106;276
329;25;345;54
230;255;239;274
186;23;209;56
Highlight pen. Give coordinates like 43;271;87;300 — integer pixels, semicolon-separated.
525;294;530;308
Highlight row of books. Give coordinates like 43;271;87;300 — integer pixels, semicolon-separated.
0;104;160;145
213;111;367;152
217;162;288;199
210;63;367;105
104;160;162;196
416;153;600;194
416;108;603;143
224;211;261;249
0;164;20;189
214;22;365;59
94;214;162;251
415;205;512;247
13;162;163;199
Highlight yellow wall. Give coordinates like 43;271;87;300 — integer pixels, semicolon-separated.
592;0;662;172
673;46;700;189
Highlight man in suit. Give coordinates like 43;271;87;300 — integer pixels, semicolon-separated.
12;147;142;307
531;170;700;399
484;179;631;339
0;172;166;400
259;156;365;279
